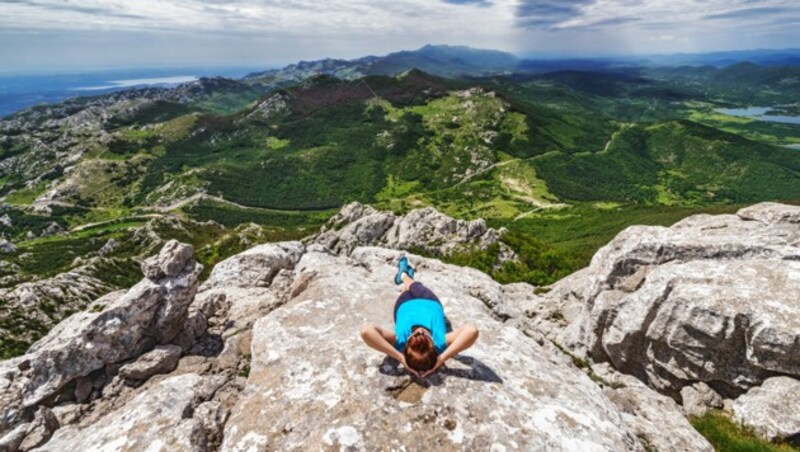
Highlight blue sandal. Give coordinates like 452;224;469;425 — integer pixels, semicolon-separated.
394;256;415;285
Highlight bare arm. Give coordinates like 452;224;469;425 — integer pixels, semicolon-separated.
360;325;419;376
360;325;401;360
442;324;479;362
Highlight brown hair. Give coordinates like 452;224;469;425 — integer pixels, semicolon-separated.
404;332;438;373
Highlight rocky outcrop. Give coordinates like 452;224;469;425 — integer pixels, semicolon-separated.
118;345;182;381
193;241;305;334
313;202;513;261
219;246;707;450
528;202;800;398
0;240;201;436
680;382;724;418
0;215;224;357
42;373;226;451
592;363;713;451
732;376;800;443
0;407;59;451
3;202;800;450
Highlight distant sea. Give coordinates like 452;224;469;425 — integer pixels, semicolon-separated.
0;66;269;118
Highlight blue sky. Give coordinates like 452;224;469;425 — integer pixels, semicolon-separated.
1;0;798;71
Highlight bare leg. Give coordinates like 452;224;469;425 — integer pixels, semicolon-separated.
401;272;415;292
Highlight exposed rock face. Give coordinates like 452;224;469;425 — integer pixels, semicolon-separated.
194;241;305;333
42;373;225;451
141;240;195;280
0;406;59;451
733;376;800;442
220;246;705;450
680;382;724;417
3;202;799;450
593;364;712;452
529;202;800;397
313;202;513;260
118;345;182;381
201;241;303;290
0;241;201;435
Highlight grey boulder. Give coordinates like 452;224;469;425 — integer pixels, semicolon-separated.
118;345;182;381
41;373;224;451
537;202;800;396
313;202;511;259
733;376;800;442
0;241;201;435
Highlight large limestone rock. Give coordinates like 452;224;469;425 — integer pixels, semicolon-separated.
201;241;304;290
680;382;724;417
593;364;713;452
0;240;201;435
194;241;305;332
732;376;800;442
220;246;704;450
118;345;182;381
532;202;800;397
4;202;797;450
313;202;511;259
0;406;59;451
41;373;225;451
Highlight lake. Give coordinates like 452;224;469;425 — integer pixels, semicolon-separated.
716;106;800;125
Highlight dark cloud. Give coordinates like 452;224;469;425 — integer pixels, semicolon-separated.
703;6;791;20
442;0;492;6
515;0;594;29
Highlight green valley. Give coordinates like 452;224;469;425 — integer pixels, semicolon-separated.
2;46;800;355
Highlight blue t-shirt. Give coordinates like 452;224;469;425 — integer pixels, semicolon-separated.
394;299;447;353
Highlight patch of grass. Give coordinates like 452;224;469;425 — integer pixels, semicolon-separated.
499;203;747;274
183;199;333;228
690;411;798;452
265;136;290;150
238;354;252;378
374;175;422;202
4;180;48;205
0;337;31;360
0;205;82;241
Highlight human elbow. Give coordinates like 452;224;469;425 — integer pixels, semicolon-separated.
466;324;479;340
360;324;372;341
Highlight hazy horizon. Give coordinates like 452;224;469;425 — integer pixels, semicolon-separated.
2;0;799;72
2;44;800;76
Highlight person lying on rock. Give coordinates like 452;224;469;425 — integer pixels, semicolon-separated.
360;256;480;378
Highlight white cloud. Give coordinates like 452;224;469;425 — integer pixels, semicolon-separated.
0;0;797;70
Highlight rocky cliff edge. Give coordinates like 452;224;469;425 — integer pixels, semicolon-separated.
1;202;799;450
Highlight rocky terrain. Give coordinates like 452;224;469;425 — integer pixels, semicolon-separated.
0;203;507;358
0;202;798;450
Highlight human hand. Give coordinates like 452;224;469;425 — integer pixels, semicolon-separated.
421;356;445;378
399;355;420;378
